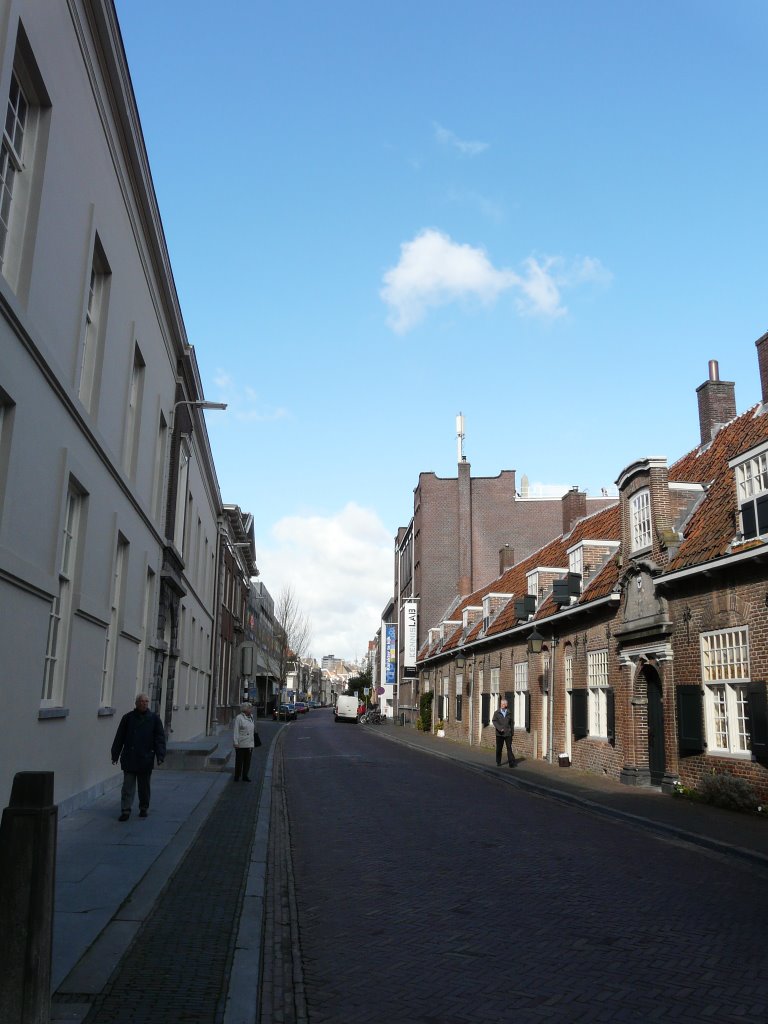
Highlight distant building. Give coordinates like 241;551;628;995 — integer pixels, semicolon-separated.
393;458;613;722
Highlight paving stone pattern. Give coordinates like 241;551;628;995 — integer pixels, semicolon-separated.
258;734;308;1024
79;773;263;1024
282;714;768;1024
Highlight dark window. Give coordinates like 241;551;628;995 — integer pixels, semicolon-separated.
455;695;462;721
676;685;705;756
524;692;531;732
741;495;768;540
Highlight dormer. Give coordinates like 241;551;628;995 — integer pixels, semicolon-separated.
439;619;460;642
567;539;621;588
526;566;568;601
462;605;483;631
616;457;672;562
428;627;441;647
730;441;768;541
482;593;510;631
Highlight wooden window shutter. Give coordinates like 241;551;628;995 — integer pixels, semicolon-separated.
481;693;490;727
572;689;588;739
524;692;531;732
676;685;704;756
747;681;768;761
606;688;616;745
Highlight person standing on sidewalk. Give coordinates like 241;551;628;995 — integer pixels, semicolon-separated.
233;701;257;782
111;693;166;820
492;698;516;767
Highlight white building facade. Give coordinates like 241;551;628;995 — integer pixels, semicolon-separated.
0;0;223;811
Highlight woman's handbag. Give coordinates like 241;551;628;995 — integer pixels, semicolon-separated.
254;732;262;747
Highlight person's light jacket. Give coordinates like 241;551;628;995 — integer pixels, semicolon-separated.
234;713;255;748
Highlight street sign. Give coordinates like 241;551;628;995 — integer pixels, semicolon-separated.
377;687;385;695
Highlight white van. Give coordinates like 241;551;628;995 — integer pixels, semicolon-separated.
334;695;360;723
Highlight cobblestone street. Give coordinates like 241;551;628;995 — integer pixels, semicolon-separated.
281;714;768;1024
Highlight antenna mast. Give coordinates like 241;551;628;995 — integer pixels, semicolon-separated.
456;412;465;463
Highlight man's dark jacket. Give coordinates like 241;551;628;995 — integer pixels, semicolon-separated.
491;708;513;737
111;708;166;773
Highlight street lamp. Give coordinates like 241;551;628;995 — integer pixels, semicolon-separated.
170;399;227;431
527;627;545;655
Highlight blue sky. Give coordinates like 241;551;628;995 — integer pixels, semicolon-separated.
115;0;768;660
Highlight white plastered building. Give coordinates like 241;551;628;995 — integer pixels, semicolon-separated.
0;0;224;811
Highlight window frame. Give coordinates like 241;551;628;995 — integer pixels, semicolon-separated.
587;648;610;738
42;484;83;707
700;627;751;755
513;661;528;730
629;488;652;552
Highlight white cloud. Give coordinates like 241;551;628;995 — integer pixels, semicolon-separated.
256;503;392;662
380;229;611;333
434;122;489;156
210;371;289;422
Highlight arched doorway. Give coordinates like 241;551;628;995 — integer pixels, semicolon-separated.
643;664;666;785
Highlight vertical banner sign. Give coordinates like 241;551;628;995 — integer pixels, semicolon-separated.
385;624;397;685
403;601;418;668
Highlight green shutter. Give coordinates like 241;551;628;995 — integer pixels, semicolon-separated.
572;689;588;739
481;693;490;727
606;688;616;745
748;681;768;761
677;685;704;756
524;692;531;732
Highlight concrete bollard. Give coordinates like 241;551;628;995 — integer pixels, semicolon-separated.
0;772;57;1024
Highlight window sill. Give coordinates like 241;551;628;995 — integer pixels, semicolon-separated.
38;707;69;720
97;706;115;717
706;749;752;761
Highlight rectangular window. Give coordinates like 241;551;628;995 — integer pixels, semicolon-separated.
569;546;583;579
513;662;528;727
630;489;651;552
42;485;82;706
78;238;110;411
152;414;168;523
173;440;190;552
565;654;574;691
490;666;500;709
135;568;155;694
588;649;609;737
101;538;127;707
442;675;450;723
0;70;27;271
701;628;751;754
123;346;145;477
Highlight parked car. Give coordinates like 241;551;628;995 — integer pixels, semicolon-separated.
294;701;309;714
273;703;297;721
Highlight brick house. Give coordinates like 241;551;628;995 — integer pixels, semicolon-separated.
395;459;613;721
417;338;768;802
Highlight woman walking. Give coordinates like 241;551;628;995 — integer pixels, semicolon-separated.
233;701;257;781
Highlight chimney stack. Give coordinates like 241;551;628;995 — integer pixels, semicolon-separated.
696;359;736;446
499;545;515;575
562;486;587;536
756;332;768;406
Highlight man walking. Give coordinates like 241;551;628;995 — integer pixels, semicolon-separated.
111;693;166;821
491;698;516;767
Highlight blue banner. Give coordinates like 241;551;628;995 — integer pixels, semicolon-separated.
385;623;396;684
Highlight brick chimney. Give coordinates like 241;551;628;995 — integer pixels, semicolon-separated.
457;460;472;597
562;486;586;536
696;359;736;446
499;545;515;575
756;332;768;406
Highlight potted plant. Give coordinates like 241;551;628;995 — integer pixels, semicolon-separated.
436;719;446;738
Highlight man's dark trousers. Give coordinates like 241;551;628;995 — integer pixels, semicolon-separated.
121;771;152;813
495;733;514;766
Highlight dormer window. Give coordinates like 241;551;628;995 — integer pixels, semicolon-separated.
630;489;651;552
569;546;583;578
732;446;768;540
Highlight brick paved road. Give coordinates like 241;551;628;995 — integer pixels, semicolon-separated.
281;713;768;1024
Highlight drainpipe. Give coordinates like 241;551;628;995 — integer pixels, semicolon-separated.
206;517;226;736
